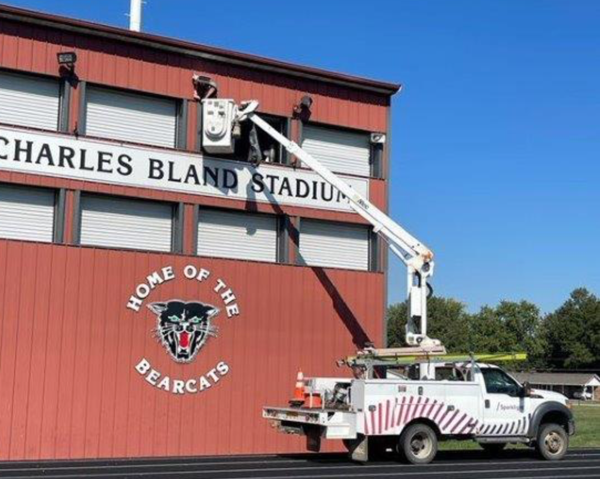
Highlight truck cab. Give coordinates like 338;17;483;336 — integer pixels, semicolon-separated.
263;356;575;464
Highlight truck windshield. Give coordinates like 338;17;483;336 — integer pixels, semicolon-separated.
481;368;521;396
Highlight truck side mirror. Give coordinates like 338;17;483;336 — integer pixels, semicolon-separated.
522;381;532;397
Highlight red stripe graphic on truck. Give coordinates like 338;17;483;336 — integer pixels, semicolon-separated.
478;414;529;437
408;396;421;422
417;397;430;418
364;396;480;437
425;399;437;418
451;413;468;433
362;397;530;438
385;399;391;431
433;402;446;423
396;396;406;426
441;409;459;430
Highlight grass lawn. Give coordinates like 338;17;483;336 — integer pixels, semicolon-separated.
440;404;600;450
571;404;600;448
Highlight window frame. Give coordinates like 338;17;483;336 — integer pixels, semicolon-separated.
58;77;72;133
481;368;522;397
75;192;178;253
296;217;373;272
79;83;186;149
299;121;381;179
0;67;66;133
53;188;67;243
194;206;285;264
199;106;291;165
0;181;60;244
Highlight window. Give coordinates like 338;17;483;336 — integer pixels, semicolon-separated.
298;219;370;271
481;368;521;396
79;194;174;252
0;71;60;131
301;125;371;177
205;113;288;164
0;183;56;243
197;209;278;263
84;86;178;148
435;366;469;381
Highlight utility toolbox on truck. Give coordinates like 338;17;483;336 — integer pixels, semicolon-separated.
263;350;575;464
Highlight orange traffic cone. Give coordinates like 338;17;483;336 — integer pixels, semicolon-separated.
289;370;305;406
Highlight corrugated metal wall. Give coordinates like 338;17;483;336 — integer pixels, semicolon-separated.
0;11;391;461
0;18;391;220
0;239;383;460
0;19;389;133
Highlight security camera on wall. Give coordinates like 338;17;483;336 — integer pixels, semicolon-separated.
370;133;386;144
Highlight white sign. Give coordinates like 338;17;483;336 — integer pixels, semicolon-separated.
0;127;369;212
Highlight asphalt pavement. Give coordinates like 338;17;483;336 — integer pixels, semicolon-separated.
0;448;599;479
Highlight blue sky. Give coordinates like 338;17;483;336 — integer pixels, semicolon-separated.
7;0;599;313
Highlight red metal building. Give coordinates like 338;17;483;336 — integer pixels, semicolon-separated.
0;4;399;461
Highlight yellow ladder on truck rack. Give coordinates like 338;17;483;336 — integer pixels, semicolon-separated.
343;351;527;367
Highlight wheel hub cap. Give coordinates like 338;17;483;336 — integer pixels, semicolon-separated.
545;432;563;454
410;433;431;457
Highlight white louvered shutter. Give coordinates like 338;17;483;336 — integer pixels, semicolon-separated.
301;125;371;177
85;87;177;148
0;71;60;130
0;184;55;242
197;209;277;263
299;220;369;271
80;195;173;252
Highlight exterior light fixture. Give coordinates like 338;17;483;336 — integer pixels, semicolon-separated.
293;95;313;119
57;51;77;67
193;74;218;100
299;95;313;110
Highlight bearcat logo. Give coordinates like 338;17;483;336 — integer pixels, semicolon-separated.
148;300;220;363
127;265;241;394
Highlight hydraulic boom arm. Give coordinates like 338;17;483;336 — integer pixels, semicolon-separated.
204;99;440;349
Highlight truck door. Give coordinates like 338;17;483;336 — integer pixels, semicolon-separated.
480;368;529;436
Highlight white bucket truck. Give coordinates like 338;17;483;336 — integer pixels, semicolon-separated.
200;97;575;464
263;350;575;463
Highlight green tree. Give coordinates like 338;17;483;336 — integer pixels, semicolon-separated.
542;288;600;368
470;300;546;367
387;297;545;367
386;296;472;352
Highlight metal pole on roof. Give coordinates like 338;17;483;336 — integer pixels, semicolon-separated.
130;0;143;32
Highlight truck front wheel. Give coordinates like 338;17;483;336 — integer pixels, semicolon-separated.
536;423;568;461
398;423;438;464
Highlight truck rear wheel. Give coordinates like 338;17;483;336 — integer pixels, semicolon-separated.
536;423;568;461
398;423;438;464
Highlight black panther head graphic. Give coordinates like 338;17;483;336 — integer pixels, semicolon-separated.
148;300;220;363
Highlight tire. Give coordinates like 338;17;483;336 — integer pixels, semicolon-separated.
398;423;438;464
536;423;568;461
480;443;507;455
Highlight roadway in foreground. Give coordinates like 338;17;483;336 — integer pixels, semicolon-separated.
0;448;598;479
